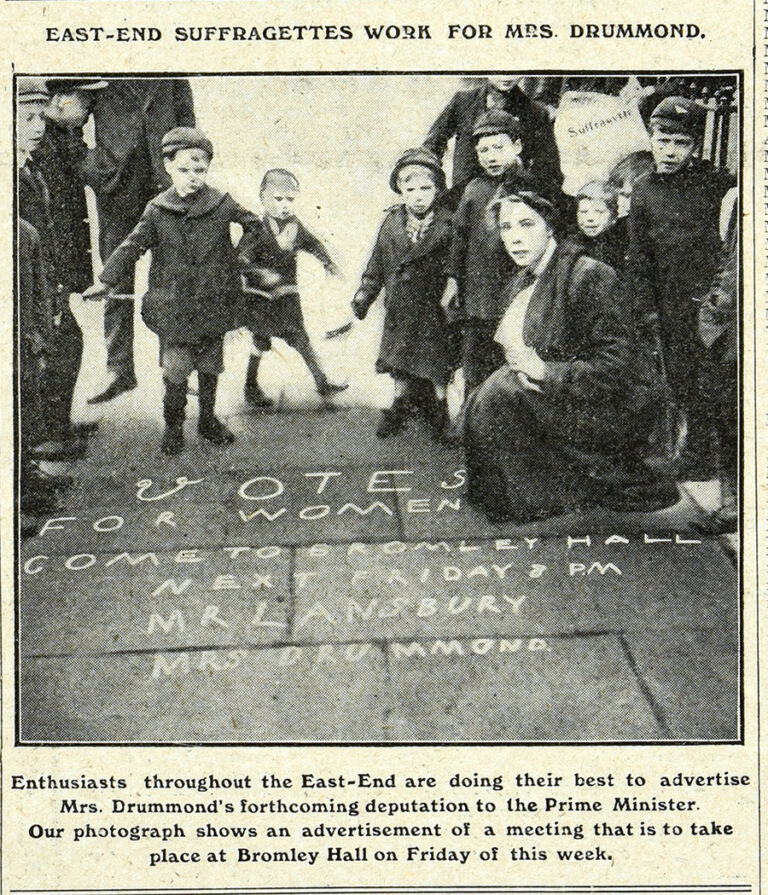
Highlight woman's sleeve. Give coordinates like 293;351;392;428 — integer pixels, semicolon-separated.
540;262;635;400
100;204;158;287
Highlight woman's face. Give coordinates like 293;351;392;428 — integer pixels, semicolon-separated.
498;199;552;268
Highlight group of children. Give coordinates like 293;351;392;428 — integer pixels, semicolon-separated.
86;136;347;455
19;75;739;529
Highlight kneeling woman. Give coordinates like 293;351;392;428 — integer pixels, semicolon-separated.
463;189;676;523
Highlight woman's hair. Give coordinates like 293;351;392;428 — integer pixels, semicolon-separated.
486;188;561;234
607;150;654;188
575;180;619;218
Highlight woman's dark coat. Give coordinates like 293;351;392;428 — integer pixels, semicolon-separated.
99;185;261;343
356;205;456;388
463;242;674;522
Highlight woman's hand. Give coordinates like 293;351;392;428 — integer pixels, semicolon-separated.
505;345;547;381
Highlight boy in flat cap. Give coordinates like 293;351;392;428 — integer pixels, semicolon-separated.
424;76;562;201
237;168;347;407
84;127;262;455
352;148;455;439
85;77;196;404
442;109;532;395
627;96;736;479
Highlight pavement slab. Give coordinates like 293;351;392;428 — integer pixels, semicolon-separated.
20;643;390;743
384;634;663;742
622;628;741;741
292;539;736;642
19;549;291;656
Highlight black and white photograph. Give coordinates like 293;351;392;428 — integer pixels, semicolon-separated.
14;72;741;743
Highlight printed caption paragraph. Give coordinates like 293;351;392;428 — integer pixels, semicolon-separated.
11;769;750;868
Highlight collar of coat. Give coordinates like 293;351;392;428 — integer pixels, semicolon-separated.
152;184;228;217
385;203;453;255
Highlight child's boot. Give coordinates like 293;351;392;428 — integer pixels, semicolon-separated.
244;355;274;408
376;396;409;438
425;395;450;441
161;379;187;455
198;373;235;445
298;341;348;399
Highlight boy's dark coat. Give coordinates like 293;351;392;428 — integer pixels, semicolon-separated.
357;204;455;387
99;185;261;343
627;159;735;340
424;83;562;191
448;171;520;320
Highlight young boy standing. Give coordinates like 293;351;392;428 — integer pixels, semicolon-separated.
568;180;628;276
84;127;262;455
352;148;454;439
442;109;528;394
237;169;347;406
627;97;735;478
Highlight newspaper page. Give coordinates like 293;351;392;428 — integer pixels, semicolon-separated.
0;0;761;893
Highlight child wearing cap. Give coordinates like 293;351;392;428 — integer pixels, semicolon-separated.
441;109;531;395
84;126;263;455
627;96;736;479
351;148;455;439
567;180;628;276
237;168;347;407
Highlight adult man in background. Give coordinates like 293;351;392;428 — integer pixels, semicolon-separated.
85;77;196;403
423;75;562;199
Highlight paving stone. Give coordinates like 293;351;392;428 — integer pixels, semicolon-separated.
19;549;291;656
292;539;737;642
223;466;405;545
20;502;232;554
19;645;389;743
398;478;712;541
384;634;663;742
622;629;740;741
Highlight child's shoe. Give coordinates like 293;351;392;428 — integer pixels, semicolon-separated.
198;373;235;446
317;380;349;398
161;379;187;455
161;425;184;455
376;397;408;438
198;415;235;445
244;355;274;408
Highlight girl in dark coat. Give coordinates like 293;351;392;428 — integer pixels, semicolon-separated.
85;127;262;455
352;148;455;439
463;189;677;523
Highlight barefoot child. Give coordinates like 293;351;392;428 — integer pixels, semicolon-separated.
237;168;347;407
84;127;263;455
352;148;454;439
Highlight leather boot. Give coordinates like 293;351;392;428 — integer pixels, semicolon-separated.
244;355;274;408
376;396;409;438
161;379;187;455
198;374;235;445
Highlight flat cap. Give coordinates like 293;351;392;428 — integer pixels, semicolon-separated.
472;109;521;140
390;147;446;193
17;78;50;104
161;126;214;159
650;96;706;136
46;77;108;94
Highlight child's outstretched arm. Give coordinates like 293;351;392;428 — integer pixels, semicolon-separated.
296;221;343;278
94;203;159;294
351;225;386;320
